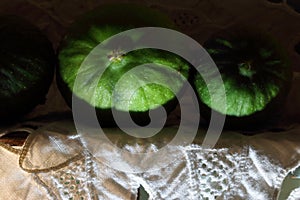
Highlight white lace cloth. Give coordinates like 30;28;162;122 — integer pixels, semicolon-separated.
0;121;300;200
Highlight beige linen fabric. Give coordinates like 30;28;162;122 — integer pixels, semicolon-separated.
1;121;300;200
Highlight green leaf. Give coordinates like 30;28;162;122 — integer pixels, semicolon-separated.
138;185;149;200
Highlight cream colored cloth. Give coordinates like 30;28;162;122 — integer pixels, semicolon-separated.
1;121;300;200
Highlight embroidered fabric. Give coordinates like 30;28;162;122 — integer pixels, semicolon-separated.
0;122;300;200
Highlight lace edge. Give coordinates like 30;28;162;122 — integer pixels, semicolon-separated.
33;173;58;200
287;187;300;200
18;130;85;173
276;162;300;200
0;127;35;154
277;161;300;188
0;141;22;155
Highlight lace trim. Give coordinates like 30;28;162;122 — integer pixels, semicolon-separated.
0;141;22;155
277;162;300;199
184;145;247;199
1;125;299;199
228;145;249;197
33;174;58;200
0;127;35;154
19;130;84;173
288;187;300;200
37;157;90;199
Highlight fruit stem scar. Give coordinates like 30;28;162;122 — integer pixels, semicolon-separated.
238;61;256;78
107;48;124;62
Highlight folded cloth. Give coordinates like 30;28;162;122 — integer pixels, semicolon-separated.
0;121;299;200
